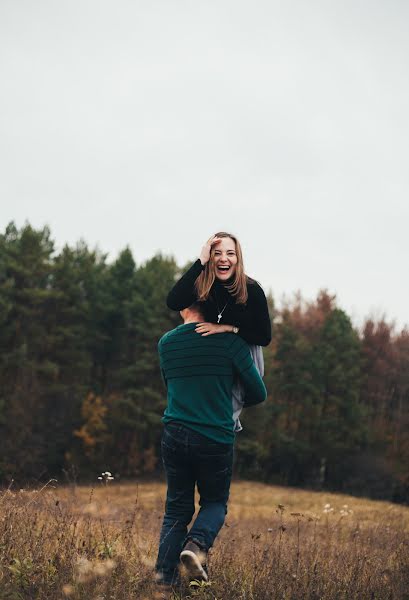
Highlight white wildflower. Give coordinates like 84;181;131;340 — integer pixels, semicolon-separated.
98;471;115;484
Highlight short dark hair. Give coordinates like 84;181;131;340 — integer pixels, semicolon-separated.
188;302;204;313
180;302;204;320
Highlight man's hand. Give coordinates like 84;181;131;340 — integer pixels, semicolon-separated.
195;322;232;336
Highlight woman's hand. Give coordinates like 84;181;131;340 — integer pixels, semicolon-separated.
195;322;233;336
199;235;222;265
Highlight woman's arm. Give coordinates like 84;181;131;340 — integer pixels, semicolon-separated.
166;236;222;311
195;322;237;336
166;259;204;310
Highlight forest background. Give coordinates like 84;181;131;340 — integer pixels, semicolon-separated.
1;222;408;504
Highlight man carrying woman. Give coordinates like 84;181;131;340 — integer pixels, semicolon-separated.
154;233;271;598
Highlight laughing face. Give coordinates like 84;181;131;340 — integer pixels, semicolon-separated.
212;237;238;281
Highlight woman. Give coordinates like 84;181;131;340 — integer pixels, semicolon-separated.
167;232;272;347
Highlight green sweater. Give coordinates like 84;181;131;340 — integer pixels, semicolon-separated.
159;322;267;444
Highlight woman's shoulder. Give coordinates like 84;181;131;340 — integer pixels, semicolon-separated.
245;276;267;301
246;275;264;291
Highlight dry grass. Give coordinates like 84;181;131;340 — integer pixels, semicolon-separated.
0;480;408;599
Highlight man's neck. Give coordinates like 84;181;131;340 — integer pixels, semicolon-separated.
183;316;202;325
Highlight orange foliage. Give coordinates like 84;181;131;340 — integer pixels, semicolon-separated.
74;393;109;458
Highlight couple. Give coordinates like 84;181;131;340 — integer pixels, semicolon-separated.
154;232;271;597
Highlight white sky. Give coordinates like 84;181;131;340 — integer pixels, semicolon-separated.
1;0;408;329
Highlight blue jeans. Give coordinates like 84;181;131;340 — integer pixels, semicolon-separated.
155;422;234;586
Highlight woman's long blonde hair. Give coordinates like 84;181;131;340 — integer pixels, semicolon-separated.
195;232;248;305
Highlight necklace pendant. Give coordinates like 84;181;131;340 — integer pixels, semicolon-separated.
217;314;222;323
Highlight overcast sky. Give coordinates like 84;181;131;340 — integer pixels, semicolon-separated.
1;0;408;329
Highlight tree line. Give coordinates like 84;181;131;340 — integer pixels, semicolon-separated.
0;222;408;502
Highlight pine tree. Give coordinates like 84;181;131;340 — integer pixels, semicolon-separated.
312;309;365;487
105;254;179;475
42;242;98;474
0;222;57;479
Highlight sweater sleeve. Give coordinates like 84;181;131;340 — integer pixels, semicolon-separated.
229;337;267;406
238;283;272;346
158;336;168;388
166;259;204;310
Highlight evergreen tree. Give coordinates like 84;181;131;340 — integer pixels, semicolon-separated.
103;247;137;391
42;243;99;474
0;222;57;479
71;253;180;476
267;317;318;484
312;309;365;487
264;297;365;489
106;254;179;475
392;331;409;499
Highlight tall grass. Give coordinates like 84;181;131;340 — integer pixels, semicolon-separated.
0;481;408;599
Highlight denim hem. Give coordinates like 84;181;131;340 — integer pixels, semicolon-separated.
185;535;208;552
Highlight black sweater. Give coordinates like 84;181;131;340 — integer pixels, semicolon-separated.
166;259;272;346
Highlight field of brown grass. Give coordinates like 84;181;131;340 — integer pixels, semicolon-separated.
1;480;408;599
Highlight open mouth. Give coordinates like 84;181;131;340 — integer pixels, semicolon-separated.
217;265;231;274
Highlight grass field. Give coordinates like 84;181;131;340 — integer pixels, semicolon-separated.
0;480;408;599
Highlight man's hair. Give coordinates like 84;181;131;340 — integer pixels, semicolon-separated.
194;231;248;304
188;302;204;314
181;302;204;320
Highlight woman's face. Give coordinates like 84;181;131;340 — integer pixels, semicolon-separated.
212;237;238;281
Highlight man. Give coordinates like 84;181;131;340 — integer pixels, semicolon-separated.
154;303;267;596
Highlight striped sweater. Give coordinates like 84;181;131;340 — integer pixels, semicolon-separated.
158;322;267;444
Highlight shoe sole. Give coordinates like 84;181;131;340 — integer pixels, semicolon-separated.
180;550;208;582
